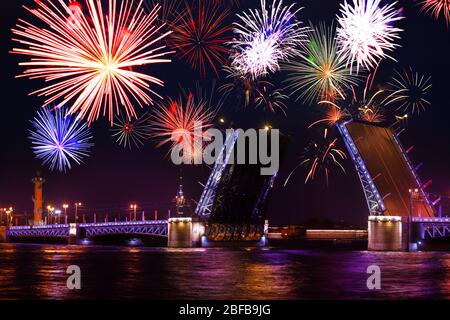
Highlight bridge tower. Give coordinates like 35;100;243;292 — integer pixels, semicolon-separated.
32;173;45;226
168;172;204;248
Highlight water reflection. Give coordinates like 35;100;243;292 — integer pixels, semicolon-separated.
0;244;448;299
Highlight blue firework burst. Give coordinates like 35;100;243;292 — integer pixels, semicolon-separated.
29;106;94;172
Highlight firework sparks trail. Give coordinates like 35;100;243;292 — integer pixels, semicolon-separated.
336;0;403;73
12;0;173;124
231;0;308;79
318;72;388;124
220;65;258;107
111;113;152;149
419;0;450;25
284;129;347;186
29;106;94;172
254;82;288;115
309;102;349;128
220;66;287;114
150;93;217;163
169;0;232;76
283;22;361;104
384;68;432;115
145;0;181;23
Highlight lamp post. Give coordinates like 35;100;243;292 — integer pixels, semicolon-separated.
5;207;13;227
408;188;419;251
46;205;54;224
54;209;62;224
63;204;69;224
130;204;137;221
75;202;82;223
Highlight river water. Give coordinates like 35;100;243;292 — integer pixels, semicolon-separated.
0;243;448;300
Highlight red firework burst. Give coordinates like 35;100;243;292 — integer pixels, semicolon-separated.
150;93;216;163
285;129;347;187
169;0;232;77
309;102;348;128
11;0;173;124
420;0;450;25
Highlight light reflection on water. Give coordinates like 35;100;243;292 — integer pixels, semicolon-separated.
0;243;448;299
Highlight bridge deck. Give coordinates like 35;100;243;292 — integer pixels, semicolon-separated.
7;220;169;239
345;122;435;218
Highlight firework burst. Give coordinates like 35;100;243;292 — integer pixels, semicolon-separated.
169;0;232;76
285;129;347;186
254;82;288;115
419;0;450;25
220;66;287;114
150;93;216;163
111;113;152;149
145;0;181;23
336;0;403;73
231;0;308;79
318;71;389;125
309;102;349;128
12;0;173;124
220;66;259;107
283;23;361;104
385;68;432;115
358;104;386;123
29;106;94;172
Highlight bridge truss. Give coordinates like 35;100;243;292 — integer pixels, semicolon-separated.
196;131;239;217
7;225;70;238
80;221;167;237
337;122;386;216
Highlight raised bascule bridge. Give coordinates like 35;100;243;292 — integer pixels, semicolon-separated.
337;121;449;251
3;124;449;251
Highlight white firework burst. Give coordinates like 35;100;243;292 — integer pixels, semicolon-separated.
336;0;403;73
231;0;308;79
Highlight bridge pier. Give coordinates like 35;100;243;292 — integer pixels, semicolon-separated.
368;216;408;251
168;217;204;248
0;227;6;243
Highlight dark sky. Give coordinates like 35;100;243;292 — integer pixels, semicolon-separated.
0;0;449;226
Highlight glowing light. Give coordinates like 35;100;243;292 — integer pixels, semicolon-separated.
336;0;403;73
420;0;450;25
150;93;216;163
12;0;173;124
169;0;232;76
310;102;349;128
285;130;347;186
231;0;308;78
145;0;181;23
254;82;288;115
359;104;385;123
220;66;286;113
29;106;94;172
283;23;361;104
111;113;152;149
385;68;432;115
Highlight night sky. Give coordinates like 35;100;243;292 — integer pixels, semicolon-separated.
0;0;449;226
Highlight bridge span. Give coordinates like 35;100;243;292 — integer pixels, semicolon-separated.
5;218;211;248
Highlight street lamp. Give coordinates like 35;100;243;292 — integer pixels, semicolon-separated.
5;207;13;226
408;188;419;251
75;202;82;223
130;204;137;221
63;204;69;224
46;205;54;224
54;209;62;224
